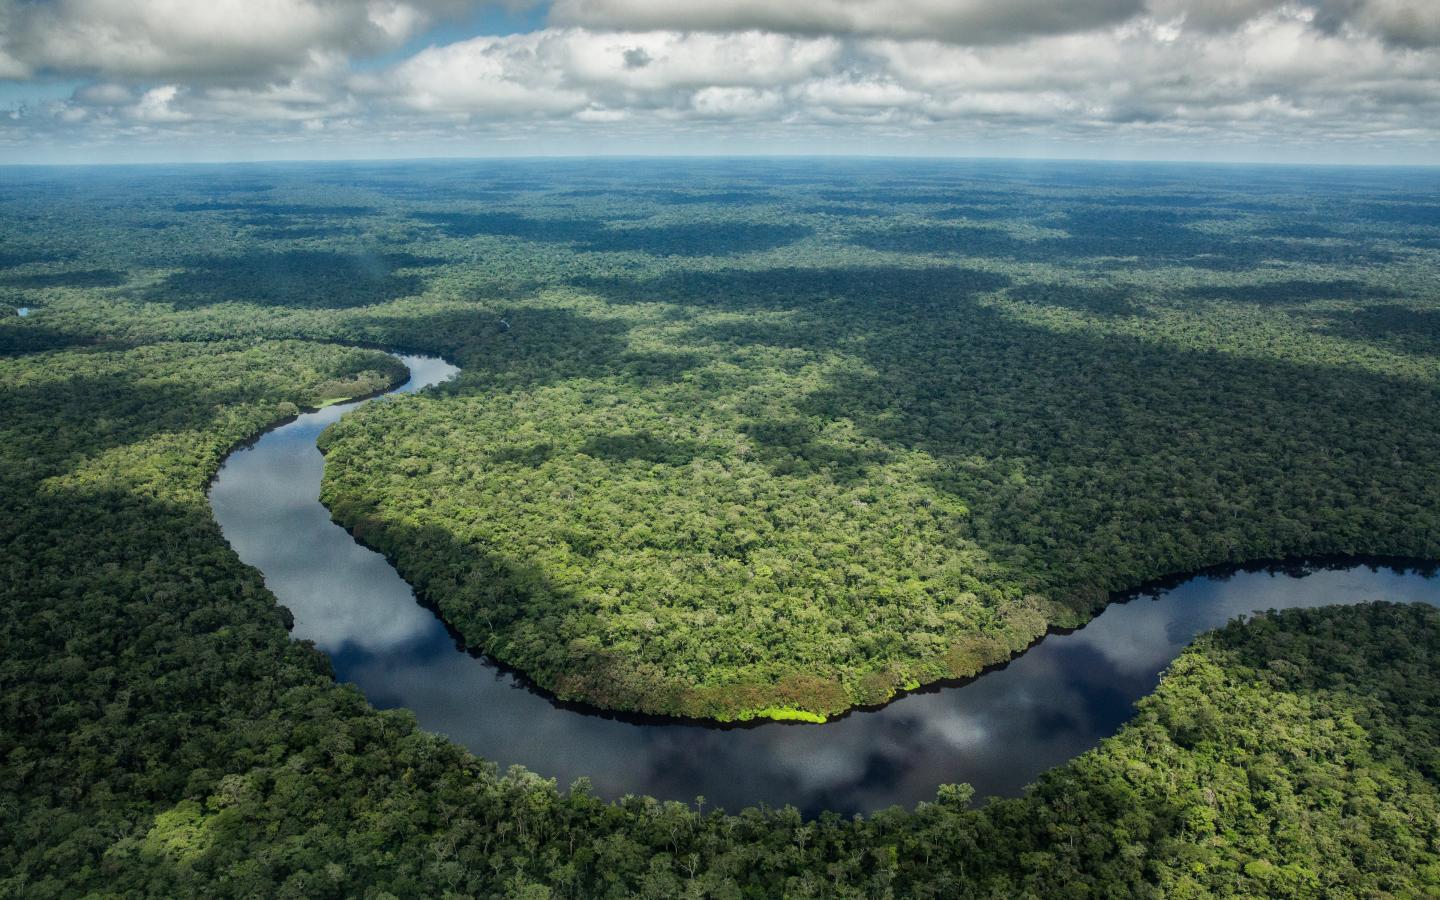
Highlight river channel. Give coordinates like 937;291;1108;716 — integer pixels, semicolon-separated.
208;353;1440;816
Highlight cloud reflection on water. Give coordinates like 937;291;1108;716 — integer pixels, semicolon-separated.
210;355;1440;815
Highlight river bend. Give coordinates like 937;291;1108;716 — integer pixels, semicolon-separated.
209;353;1440;816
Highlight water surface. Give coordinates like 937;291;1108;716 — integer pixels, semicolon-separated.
209;354;1440;816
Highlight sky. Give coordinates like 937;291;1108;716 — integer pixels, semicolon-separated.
0;0;1438;165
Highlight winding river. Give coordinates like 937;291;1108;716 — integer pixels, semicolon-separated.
209;353;1440;816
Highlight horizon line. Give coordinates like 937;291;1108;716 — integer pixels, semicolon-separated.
2;151;1438;172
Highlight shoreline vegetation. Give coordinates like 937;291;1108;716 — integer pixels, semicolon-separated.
3;158;1439;894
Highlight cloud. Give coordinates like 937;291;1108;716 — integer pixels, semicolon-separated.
359;28;842;117
129;84;188;122
337;15;1440;149
1147;0;1440;45
554;29;841;91
72;82;133;105
359;31;590;116
1;2;1438;162
860;9;1440;132
688;86;785;119
1312;0;1440;48
550;0;1146;45
0;0;470;82
1146;0;1289;30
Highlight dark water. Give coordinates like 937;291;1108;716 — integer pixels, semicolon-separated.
209;354;1440;816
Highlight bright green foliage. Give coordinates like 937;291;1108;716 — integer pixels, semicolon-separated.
751;708;828;723
304;162;1440;718
2;159;1440;894
5;161;1440;720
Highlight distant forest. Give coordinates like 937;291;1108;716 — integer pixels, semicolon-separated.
2;159;1439;895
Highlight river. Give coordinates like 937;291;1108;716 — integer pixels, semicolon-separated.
208;353;1440;816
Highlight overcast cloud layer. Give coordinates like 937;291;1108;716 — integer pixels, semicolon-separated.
1;0;1437;163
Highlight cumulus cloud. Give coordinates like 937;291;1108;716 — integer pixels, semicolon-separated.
0;0;1437;161
359;31;589;116
0;0;470;82
358;28;841;118
340;13;1439;146
555;0;1440;48
860;9;1440;134
1148;0;1440;45
1312;0;1440;48
688;86;785;119
550;0;1146;45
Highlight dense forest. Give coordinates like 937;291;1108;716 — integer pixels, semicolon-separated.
2;159;1439;894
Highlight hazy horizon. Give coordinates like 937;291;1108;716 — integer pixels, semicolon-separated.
2;151;1439;171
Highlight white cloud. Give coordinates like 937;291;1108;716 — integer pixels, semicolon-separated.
129;84;188;122
554;30;841;92
1325;0;1440;48
1148;0;1440;46
550;0;1145;45
860;8;1440;136
360;28;841;118
688;86;785;119
1;2;1438;162
795;76;925;111
359;32;588;116
0;0;470;82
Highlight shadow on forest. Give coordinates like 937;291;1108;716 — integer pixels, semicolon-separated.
1347;202;1440;226
933;205;1030;221
1310;304;1440;356
1;269;128;289
247;221;366;240
576;265;1011;318
0;319;99;355
1005;281;1144;317
1252;222;1348;239
0;247;68;269
578;431;708;466
153;250;439;309
850;207;1398;270
580;262;1440;595
1075;193;1229;208
1183;280;1399;306
791;294;1440;593
174;202;376;217
739;418;893;485
336;515;607;697
413;211;811;256
641;190;776;206
818;190;1012;204
551;189;775;205
485;442;555;468
616;350;706;383
798;205;882;217
2;370;289;474
352;304;635;391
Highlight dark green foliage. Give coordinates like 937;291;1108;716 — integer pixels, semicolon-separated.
1313;303;1440;355
2;158;1440;894
0;269;127;289
4;158;1440;721
414;210;812;256
1183;279;1397;304
0;246;67;268
851;216;1399;269
156;250;439;309
1351;202;1440;226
